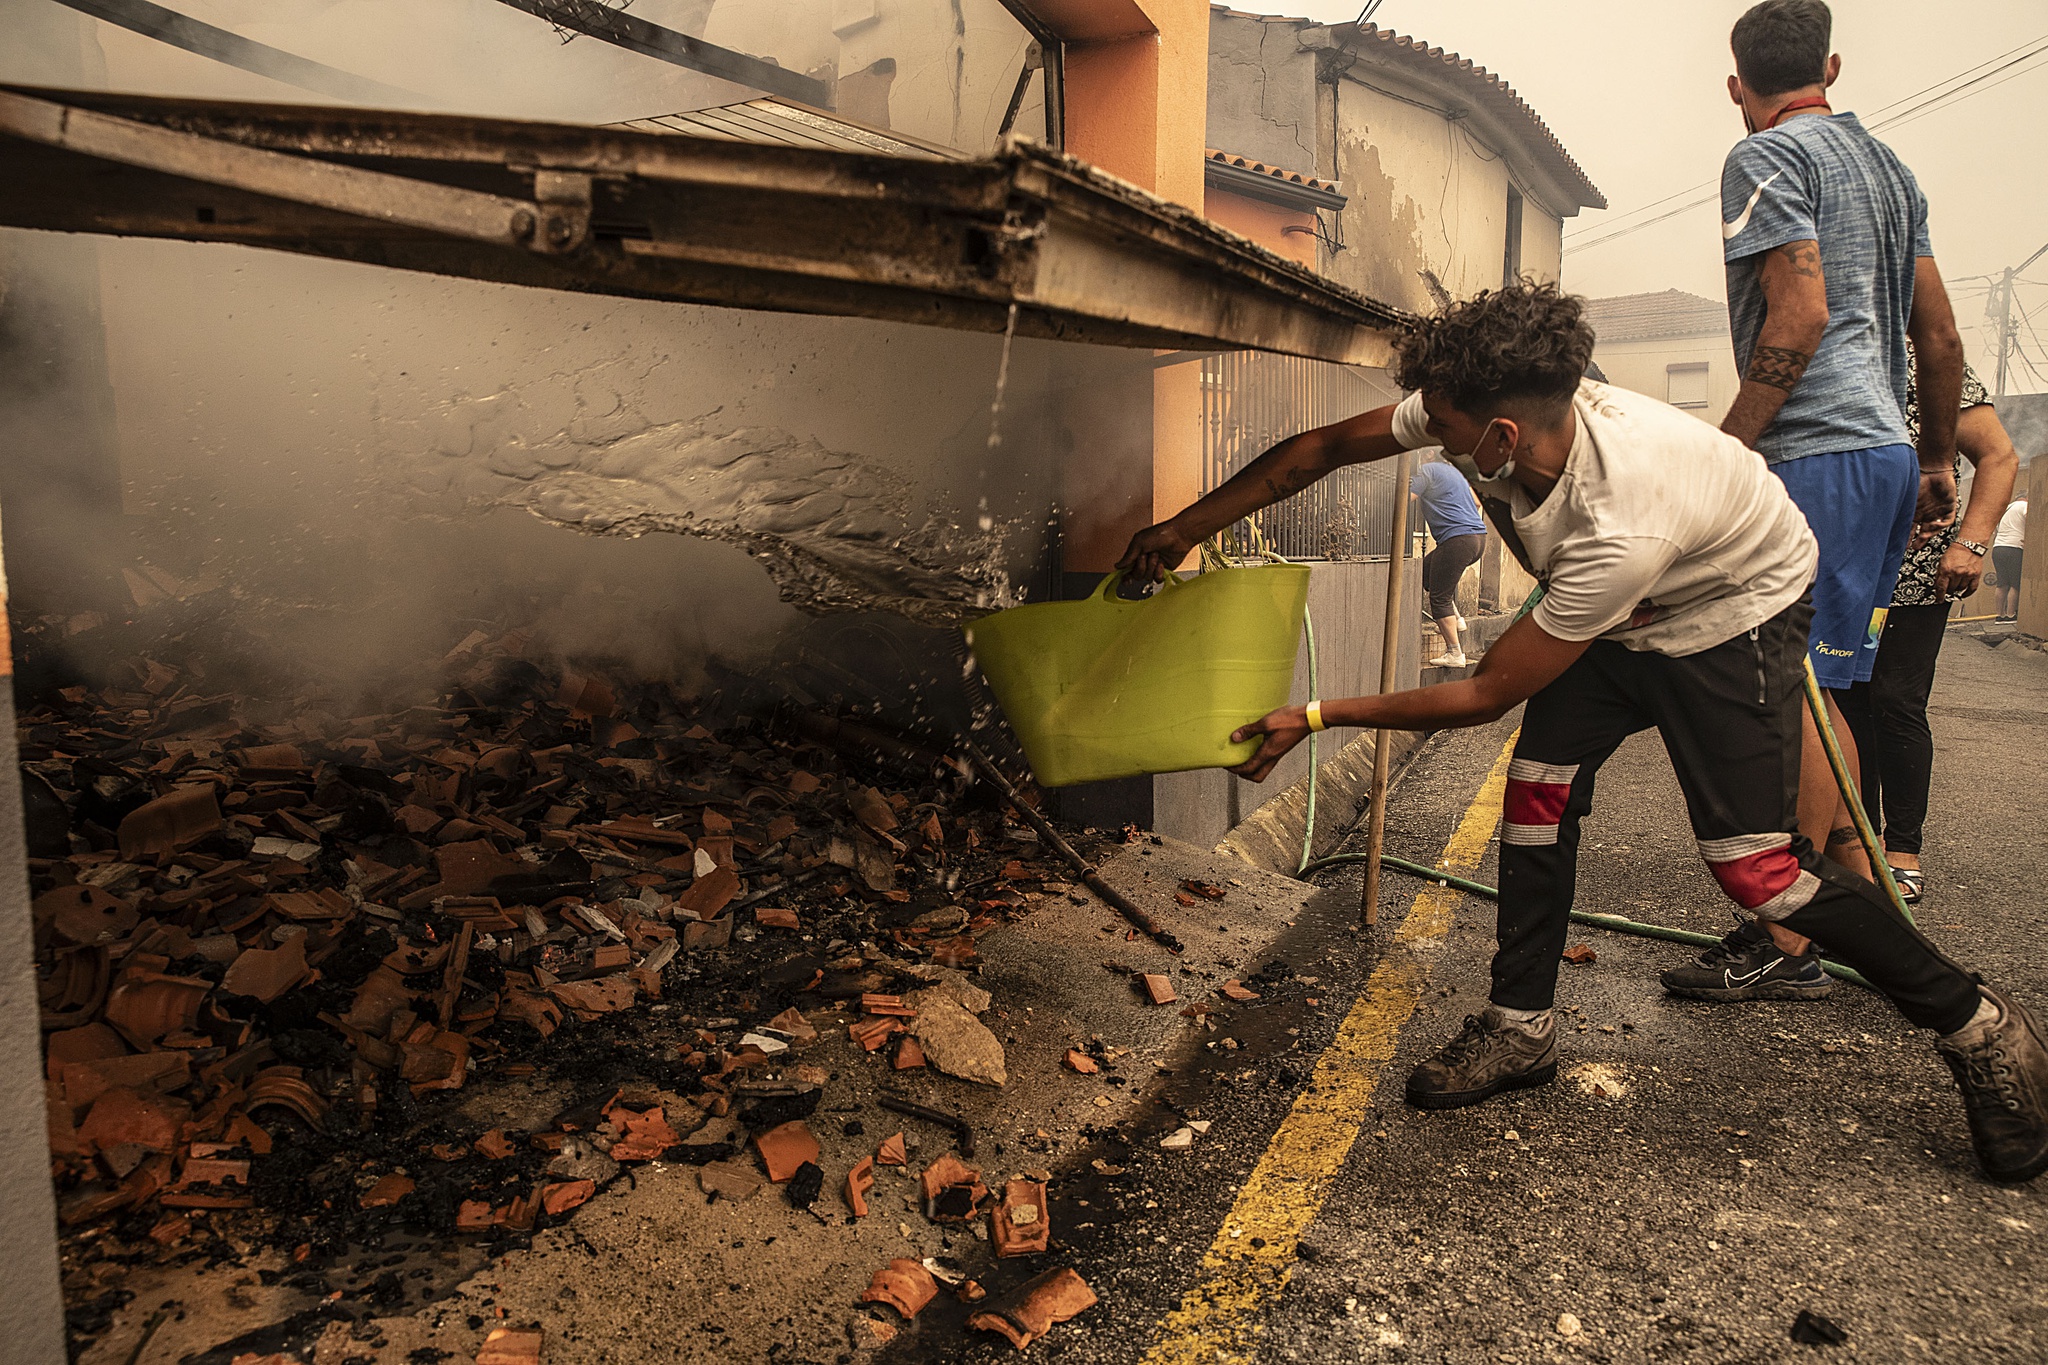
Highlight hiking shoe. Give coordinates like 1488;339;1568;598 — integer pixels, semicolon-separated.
1660;919;1833;1002
1937;988;2048;1184
1405;1006;1557;1110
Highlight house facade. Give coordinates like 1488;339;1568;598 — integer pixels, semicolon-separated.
1583;288;1739;425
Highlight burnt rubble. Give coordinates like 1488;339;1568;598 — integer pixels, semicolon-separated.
21;609;1107;1354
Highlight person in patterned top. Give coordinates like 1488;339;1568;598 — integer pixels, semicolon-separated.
1837;352;2020;903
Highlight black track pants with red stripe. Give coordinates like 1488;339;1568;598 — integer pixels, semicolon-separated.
1491;597;1981;1034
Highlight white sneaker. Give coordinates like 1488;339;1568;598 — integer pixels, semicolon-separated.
1430;651;1468;669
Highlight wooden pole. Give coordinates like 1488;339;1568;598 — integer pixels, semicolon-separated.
1362;451;1417;928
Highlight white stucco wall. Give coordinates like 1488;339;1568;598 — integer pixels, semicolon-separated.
1325;73;1516;312
1520;202;1563;285
1592;333;1740;426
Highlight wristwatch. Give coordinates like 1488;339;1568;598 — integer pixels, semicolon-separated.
1956;539;1988;557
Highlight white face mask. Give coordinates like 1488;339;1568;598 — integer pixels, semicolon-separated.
1444;418;1517;484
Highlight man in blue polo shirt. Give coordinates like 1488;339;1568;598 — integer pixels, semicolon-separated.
1660;0;1969;1004
1411;456;1489;668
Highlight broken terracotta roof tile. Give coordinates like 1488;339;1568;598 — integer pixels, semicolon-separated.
893;1035;927;1071
1219;980;1260;1002
540;1179;596;1215
876;1132;907;1167
754;906;801;930
765;1007;817;1044
1062;1050;1100;1075
848;1016;903;1052
455;1199;499;1231
102;969;212;1050
77;1089;181;1156
1141;974;1177;1006
991;1177;1050;1258
845;1156;875;1217
359;1173;415;1208
919;1154;989;1222
116;785;224;861
675;866;740;921
40;885;138;947
859;1258;938;1320
220;934;310;1004
754;1120;821;1184
966;1267;1098;1349
608;1107;681;1162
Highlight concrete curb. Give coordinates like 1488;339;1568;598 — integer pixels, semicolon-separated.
1211;727;1429;877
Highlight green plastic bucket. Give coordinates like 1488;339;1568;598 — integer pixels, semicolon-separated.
964;564;1310;788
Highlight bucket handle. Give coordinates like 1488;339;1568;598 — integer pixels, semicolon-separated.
1092;568;1183;604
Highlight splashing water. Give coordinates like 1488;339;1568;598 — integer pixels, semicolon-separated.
979;303;1019;533
481;416;1017;627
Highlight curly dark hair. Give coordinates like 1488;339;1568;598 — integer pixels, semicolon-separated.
1392;280;1594;416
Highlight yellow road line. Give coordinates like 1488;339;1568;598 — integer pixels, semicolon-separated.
1140;730;1518;1365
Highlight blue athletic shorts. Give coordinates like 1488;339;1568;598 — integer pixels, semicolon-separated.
1772;444;1918;689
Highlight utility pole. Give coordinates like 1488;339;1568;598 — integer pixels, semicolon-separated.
1991;239;2048;397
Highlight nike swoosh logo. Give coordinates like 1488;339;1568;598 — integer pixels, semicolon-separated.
1724;959;1782;987
1722;170;1783;240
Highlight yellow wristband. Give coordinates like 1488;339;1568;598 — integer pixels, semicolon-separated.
1305;700;1328;732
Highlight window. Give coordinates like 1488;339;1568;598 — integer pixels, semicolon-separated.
1667;362;1710;409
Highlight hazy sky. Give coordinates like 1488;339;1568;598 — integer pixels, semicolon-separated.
1278;1;2048;387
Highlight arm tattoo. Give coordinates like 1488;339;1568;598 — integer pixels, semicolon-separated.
1261;470;1315;499
1774;240;1822;277
1825;825;1862;848
1747;345;1812;393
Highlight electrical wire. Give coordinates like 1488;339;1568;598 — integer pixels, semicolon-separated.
1565;32;2048;244
1564;35;2048;257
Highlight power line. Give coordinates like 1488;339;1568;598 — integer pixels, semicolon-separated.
1564;31;2048;244
1563;35;2048;257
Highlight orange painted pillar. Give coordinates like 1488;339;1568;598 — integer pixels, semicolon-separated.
1055;0;1210;575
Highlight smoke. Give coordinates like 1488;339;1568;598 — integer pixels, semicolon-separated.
0;0;1100;724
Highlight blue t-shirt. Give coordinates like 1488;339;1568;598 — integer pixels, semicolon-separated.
1721;113;1931;464
1409;461;1486;540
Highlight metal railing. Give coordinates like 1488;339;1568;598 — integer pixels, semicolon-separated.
1198;351;1401;559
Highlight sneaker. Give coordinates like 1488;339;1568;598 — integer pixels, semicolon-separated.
1936;988;2048;1183
1405;1006;1558;1110
1429;651;1469;669
1659;919;1833;1002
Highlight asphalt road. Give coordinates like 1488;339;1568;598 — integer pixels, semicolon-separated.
909;626;2048;1364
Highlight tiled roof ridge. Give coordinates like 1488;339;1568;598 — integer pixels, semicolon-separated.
1210;5;1605;210
1205;147;1339;194
1584;287;1726;308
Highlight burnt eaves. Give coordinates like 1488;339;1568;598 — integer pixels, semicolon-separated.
0;85;1408;365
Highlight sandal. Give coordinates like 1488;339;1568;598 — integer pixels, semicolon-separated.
1889;866;1924;905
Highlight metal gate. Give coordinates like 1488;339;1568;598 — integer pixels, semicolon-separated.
1198;351;1401;560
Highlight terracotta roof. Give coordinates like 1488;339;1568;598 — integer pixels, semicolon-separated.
1581;289;1730;342
1212;6;1605;212
1205;148;1339;195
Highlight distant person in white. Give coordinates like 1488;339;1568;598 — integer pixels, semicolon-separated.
1994;497;2027;623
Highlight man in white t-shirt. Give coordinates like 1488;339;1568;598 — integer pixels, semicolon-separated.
1993;497;2027;623
1118;282;2048;1183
